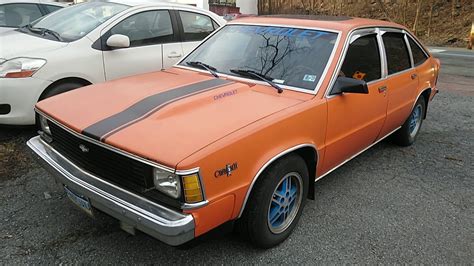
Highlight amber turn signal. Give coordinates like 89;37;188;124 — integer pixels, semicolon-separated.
182;174;204;203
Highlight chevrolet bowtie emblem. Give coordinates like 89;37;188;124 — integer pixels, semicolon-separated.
79;144;89;153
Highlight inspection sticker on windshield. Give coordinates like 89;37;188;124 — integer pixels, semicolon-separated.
303;74;317;82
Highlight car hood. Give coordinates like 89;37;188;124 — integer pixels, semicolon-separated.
0;30;68;59
0;27;14;35
36;68;306;168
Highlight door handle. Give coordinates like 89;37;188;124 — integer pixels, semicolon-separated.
378;86;387;93
168;53;182;58
411;73;418;80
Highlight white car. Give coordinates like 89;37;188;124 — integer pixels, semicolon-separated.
0;0;67;34
0;0;225;125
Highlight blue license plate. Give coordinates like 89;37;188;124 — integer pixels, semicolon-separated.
64;186;93;216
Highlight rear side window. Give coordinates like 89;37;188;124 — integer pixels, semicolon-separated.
383;32;411;75
340;34;381;82
42;4;62;14
110;10;174;47
0;3;42;27
179;11;215;42
408;37;428;66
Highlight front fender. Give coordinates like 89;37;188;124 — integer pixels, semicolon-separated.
178;99;327;236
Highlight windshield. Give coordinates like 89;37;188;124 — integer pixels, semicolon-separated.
180;25;338;91
28;2;128;42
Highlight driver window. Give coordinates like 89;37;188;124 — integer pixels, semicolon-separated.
110;10;173;47
340;34;381;82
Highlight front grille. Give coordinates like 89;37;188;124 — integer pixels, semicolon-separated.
49;123;154;193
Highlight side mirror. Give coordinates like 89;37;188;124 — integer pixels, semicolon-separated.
106;34;130;49
331;76;369;95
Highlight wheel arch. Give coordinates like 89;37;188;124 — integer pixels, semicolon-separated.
38;77;92;101
237;143;319;218
416;87;432;119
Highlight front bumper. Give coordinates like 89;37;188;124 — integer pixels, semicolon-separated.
0;77;52;125
27;136;195;246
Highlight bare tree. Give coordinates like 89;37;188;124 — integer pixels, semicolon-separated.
451;0;456;23
402;0;408;25
427;1;435;37
339;0;343;16
376;0;393;22
413;0;423;34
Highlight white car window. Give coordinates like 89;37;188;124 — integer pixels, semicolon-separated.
110;10;174;47
179;11;215;42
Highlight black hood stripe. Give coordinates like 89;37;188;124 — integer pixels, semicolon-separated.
82;79;233;141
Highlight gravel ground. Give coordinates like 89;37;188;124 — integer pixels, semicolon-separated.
1;51;473;264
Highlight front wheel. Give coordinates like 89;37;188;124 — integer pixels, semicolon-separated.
392;96;426;146
36;82;85;128
237;154;309;248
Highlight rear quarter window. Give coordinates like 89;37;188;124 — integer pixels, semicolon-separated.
408;36;428;66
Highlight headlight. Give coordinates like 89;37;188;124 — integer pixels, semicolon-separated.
0;57;46;78
39;114;51;135
153;168;181;199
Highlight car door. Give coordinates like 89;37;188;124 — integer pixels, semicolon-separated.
176;10;220;58
377;30;419;138
322;30;389;173
102;9;179;80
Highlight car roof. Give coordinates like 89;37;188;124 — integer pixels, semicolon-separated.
99;0;225;24
102;0;205;9
0;0;67;6
229;15;406;33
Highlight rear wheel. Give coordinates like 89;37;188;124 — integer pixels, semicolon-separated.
392;96;426;146
237;154;308;248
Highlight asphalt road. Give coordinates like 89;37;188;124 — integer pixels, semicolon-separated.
1;47;473;264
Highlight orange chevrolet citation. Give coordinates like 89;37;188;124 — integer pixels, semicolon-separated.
28;15;440;248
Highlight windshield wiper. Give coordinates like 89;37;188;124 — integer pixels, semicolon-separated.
230;69;283;93
187;61;219;78
21;24;63;41
41;28;63;41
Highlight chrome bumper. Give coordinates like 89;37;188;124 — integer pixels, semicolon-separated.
27;136;195;246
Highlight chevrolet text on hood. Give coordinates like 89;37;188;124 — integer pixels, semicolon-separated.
28;16;440;248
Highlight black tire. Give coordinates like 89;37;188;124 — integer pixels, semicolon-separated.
237;154;309;248
39;82;85;101
392;96;426;146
